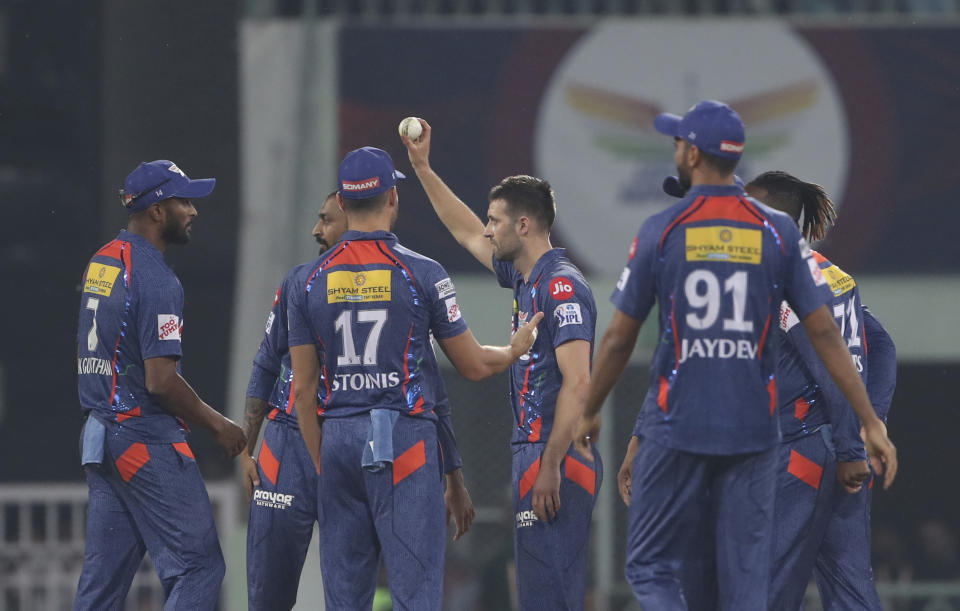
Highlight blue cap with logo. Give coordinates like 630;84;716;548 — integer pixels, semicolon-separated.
119;160;216;213
654;100;745;159
338;147;406;200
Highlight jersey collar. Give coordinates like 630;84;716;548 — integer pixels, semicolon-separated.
523;248;566;287
684;184;744;198
339;229;398;243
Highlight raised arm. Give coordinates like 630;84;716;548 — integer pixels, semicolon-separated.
144;356;246;457
437;313;543;381
801;304;897;488
402;119;494;271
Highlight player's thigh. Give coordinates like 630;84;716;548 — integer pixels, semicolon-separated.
512;444;602;610
247;423;318;607
104;438;223;575
75;465;146;611
626;437;709;568
712;447;778;610
316;417;381;607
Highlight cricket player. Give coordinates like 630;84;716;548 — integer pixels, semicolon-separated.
75;160;246;610
402;120;602;610
287;147;541;610
744;171;896;610
575;100;897;610
241;191;475;610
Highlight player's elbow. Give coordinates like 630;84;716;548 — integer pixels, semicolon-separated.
457;362;491;382
144;370;175;398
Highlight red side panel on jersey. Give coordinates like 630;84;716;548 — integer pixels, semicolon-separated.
116;442;150;483
116;406;141;423
787;449;823;489
259;440;280;486
767;378;777;415
657;376;669;413
526;416;542;443
518;457;541;500
393;440;426;485
173;442;195;460
794;398;810;421
565;456;596;496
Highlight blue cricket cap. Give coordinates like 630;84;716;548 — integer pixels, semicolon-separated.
338;147;406;200
654;100;745;159
119;160;216;213
662;174;745;198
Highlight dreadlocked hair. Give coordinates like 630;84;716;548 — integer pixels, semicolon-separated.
747;170;837;241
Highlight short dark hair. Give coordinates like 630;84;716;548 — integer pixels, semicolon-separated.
341;190;389;215
488;175;556;230
747;171;836;241
699;148;739;176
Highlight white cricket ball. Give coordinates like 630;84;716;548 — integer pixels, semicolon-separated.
399;117;423;141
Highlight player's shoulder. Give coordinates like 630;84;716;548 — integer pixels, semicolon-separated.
544;255;593;300
749;198;803;236
392;243;447;278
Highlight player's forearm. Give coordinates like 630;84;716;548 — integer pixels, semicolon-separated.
242;396;270;455
806;322;881;430
412;167;487;253
542;375;590;470
584;326;635;420
149;373;229;432
293;380;321;468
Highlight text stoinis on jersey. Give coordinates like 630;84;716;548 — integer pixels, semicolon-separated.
327;270;392;303
83;263;122;297
685;226;762;264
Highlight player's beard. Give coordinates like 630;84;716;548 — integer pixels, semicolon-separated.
676;163;692;193
316;237;328;255
162;216;191;244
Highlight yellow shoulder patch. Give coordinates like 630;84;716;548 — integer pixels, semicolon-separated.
84;263;122;296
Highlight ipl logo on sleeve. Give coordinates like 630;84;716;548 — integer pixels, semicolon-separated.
554;303;583;327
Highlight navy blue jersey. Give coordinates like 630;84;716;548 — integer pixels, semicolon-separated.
774;252;868;461
248;256;464;469
863;306;896;423
76;230;187;442
287;231;468;419
494;249;597;446
611;185;832;455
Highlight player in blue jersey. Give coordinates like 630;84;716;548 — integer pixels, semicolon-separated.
574;101;897;610
287;147;541;610
74;160;247;610
402;120;601;610
240;190;476;610
744;171;896;610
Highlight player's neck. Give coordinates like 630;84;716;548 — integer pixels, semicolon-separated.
691;168;737;188
126;221;167;254
515;238;553;283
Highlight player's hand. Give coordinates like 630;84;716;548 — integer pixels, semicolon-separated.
239;453;260;502
836;459;870;494
863;420;897;489
532;464;562;522
401;118;431;172
618;436;640;507
510;311;544;360
444;469;476;541
214;416;247;459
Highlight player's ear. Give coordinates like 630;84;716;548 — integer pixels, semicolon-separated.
688;144;702;168
517;215;530;236
149;202;164;222
336;192;345;212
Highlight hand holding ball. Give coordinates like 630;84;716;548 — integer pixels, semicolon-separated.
399;117;423;141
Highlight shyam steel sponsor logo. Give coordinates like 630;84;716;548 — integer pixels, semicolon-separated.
534;22;848;274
